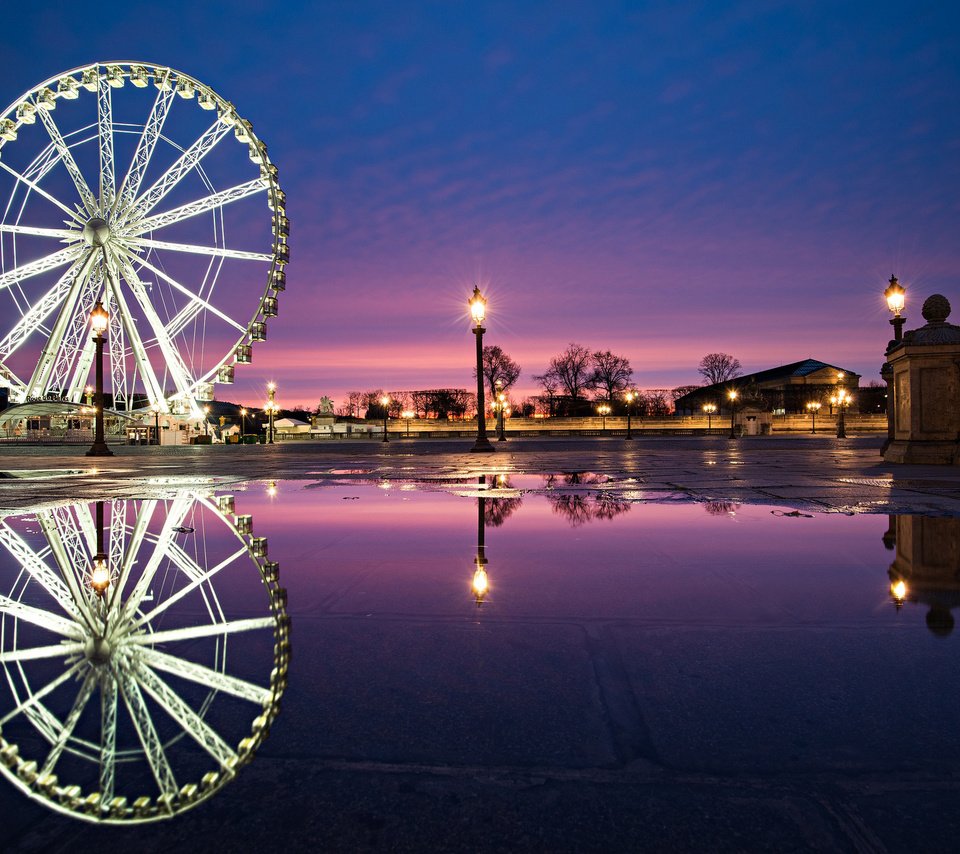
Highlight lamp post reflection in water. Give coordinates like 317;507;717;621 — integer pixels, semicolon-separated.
472;476;489;606
886;515;960;635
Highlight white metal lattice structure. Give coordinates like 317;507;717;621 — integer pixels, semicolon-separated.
0;63;288;417
0;492;289;823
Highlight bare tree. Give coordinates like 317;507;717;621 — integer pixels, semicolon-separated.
671;385;700;401
535;343;593;400
475;345;521;398
698;353;742;385
646;389;672;415
588;350;633;400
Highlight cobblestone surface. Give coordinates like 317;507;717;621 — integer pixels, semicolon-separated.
1;434;959;515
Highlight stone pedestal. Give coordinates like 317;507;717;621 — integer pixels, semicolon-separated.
883;294;960;465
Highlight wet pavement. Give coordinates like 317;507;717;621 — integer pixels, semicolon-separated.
1;437;959;853
1;434;960;516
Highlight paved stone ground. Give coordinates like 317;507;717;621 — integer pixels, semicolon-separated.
2;435;959;853
1;434;959;515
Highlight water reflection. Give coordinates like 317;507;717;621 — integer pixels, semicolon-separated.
886;515;960;635
0;492;288;823
541;473;632;526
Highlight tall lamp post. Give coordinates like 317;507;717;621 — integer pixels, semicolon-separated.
806;401;821;434
702;402;716;431
625;390;636;440
151;403;161;445
832;384;851;439
402;410;414;436
89;500;110;598
727;389;738;439
380;394;390;443
469;286;494;452
267;382;277;444
494;379;507;442
240;407;248;440
85;300;113;457
885;275;906;342
203;405;211;437
597;403;611;432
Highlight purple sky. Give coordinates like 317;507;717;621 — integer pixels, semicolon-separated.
4;1;959;407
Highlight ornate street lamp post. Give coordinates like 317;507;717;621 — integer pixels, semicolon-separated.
832;375;851;439
625;390;636;440
702;402;716;431
806;401;821;434
240;407;247;439
151;403;161;445
597;403;611;432
267;382;277;444
494;378;507;442
469;286;494;452
203;405;211;437
380;394;390;443
85;300;113;458
402;410;414;436
885;275;906;342
727;389;738;439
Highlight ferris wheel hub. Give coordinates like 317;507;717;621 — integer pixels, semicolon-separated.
83;634;113;664
82;217;111;248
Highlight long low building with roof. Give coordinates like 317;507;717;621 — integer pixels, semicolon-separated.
674;359;866;415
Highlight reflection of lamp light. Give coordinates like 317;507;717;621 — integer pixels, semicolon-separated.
266;481;277;498
472;561;488;605
90;555;110;597
890;578;907;611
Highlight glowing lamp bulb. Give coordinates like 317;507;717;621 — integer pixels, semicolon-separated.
380;395;390;407
884;275;905;316
728;390;737;401
891;580;907;601
89;301;109;335
469;286;486;325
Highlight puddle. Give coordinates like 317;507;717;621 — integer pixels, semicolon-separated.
0;480;956;836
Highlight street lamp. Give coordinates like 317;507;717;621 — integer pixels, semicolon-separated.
833;386;851;439
380;394;390;443
625;390;636;440
203;405;210;437
266;382;277;444
240;407;247;439
885;275;906;342
597;402;611;431
727;389;738;439
702;402;717;431
85;300;113;457
469;286;494;452
151;403;161;445
806;401;821;433
402;410;415;436
85;385;93;406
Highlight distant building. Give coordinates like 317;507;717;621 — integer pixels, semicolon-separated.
674;359;862;414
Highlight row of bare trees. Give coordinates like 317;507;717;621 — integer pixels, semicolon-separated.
337;350;743;419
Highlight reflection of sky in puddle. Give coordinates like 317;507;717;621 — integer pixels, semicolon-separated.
1;480;958;839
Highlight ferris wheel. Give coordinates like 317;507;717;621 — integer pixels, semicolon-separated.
0;492;289;823
0;62;288;417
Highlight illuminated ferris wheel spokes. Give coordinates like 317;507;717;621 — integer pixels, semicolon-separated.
0;62;288;415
